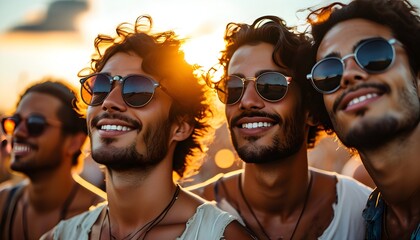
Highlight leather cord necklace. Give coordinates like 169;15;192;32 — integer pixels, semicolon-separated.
100;184;180;240
238;172;313;240
22;182;79;240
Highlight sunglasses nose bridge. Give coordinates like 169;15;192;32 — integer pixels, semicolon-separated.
239;78;265;106
101;82;128;110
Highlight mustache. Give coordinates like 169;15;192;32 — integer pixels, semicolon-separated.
333;82;390;112
231;111;281;126
91;112;141;129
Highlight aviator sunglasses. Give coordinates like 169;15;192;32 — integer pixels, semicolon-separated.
216;72;291;105
80;73;169;107
1;114;61;137
307;37;398;94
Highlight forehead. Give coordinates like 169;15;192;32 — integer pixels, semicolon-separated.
228;42;281;75
16;92;62;118
101;52;146;76
317;19;394;59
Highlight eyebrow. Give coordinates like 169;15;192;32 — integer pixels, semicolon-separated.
321;38;374;59
232;69;287;78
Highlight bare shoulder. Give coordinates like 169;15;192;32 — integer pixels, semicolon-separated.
184;169;242;201
223;220;255;240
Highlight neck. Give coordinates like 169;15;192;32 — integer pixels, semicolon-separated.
104;161;178;238
26;170;75;211
242;154;310;215
359;125;420;212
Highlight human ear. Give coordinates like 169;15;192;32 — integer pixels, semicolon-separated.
306;110;319;127
65;132;87;156
172;117;194;142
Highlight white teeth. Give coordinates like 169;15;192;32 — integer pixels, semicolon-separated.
241;122;272;129
13;144;31;152
100;125;131;131
348;93;378;107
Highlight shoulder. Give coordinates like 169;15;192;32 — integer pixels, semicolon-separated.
313;171;370;239
0;180;27;211
335;173;373;197
178;202;253;240
47;204;106;239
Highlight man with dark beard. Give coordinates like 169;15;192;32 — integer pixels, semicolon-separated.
42;15;253;240
306;0;420;238
0;79;105;240
187;16;371;239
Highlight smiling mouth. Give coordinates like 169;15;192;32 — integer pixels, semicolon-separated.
347;93;379;108
241;122;273;129
13;143;33;154
99;124;132;131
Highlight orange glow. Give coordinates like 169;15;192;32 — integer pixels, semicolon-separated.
2;118;15;135
182;35;224;71
214;148;235;169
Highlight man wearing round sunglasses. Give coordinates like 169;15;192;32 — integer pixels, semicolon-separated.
0;79;106;240
306;0;420;239
188;16;371;239
42;15;253;240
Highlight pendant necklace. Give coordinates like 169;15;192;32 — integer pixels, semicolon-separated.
22;182;80;240
101;184;180;240
238;173;313;240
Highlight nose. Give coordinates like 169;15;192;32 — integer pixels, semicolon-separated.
101;83;128;112
13;119;28;138
340;57;369;89
239;80;265;110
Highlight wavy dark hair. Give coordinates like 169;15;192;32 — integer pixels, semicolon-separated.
307;0;420;132
208;15;320;148
78;15;216;179
18;78;87;166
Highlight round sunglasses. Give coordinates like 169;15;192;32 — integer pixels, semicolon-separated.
80;73;170;108
216;72;291;105
307;37;398;94
1;114;62;137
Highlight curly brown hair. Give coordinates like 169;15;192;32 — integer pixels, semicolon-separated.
78;15;217;179
208;15;321;148
307;0;420;133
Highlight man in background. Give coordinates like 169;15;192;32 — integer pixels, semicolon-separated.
0;78;105;240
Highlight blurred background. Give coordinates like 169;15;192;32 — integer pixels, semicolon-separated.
2;0;416;187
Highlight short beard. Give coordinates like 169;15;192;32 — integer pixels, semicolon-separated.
11;140;62;176
91;118;171;172
232;109;306;164
340;84;420;150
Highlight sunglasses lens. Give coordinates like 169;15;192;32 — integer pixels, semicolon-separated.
1;118;17;135
123;75;157;107
81;74;111;106
311;58;343;93
27;116;47;136
256;73;288;101
357;39;394;72
217;76;244;104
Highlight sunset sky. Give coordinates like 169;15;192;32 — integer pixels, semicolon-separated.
0;0;341;113
1;0;419;114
